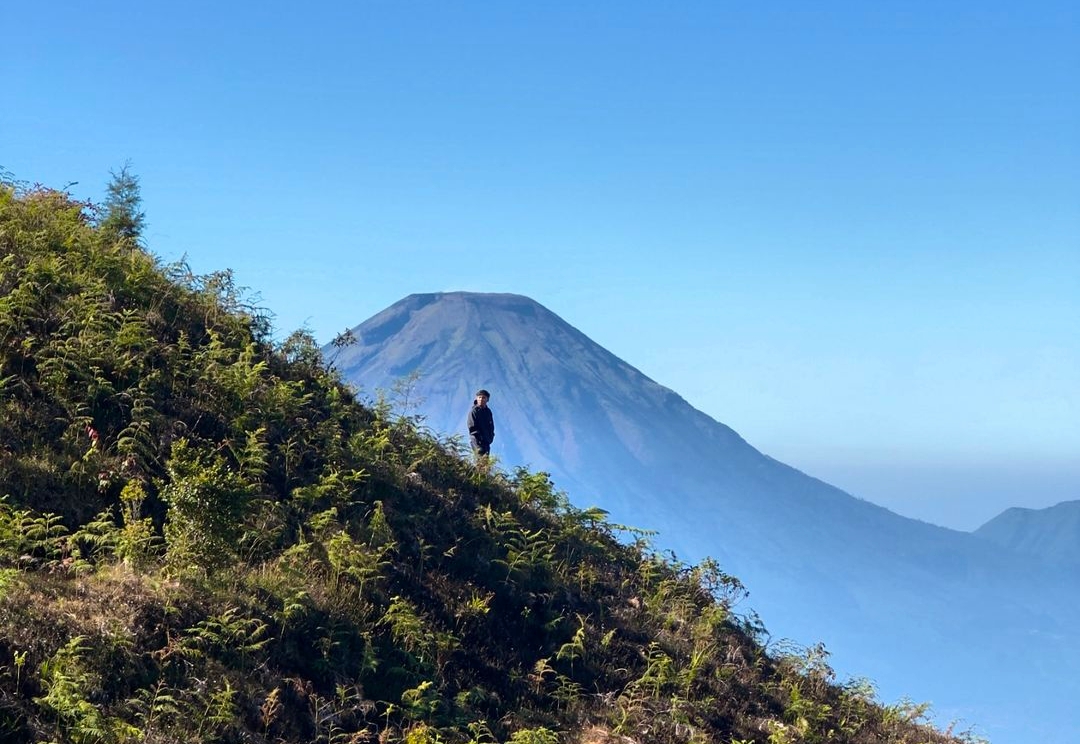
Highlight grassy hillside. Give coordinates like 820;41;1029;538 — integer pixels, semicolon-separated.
0;182;970;744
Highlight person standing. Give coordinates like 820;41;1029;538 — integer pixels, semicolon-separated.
467;389;495;459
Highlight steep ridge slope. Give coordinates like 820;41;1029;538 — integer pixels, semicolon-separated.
331;291;1080;744
975;500;1080;565
0;185;972;744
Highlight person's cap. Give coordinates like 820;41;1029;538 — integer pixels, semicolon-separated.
475;389;490;398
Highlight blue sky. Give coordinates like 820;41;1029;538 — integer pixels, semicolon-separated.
4;1;1078;530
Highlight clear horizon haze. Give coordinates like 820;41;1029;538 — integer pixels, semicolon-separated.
4;0;1077;531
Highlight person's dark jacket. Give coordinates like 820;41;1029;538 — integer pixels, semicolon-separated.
467;404;495;451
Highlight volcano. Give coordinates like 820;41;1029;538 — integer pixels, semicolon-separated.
328;291;1080;744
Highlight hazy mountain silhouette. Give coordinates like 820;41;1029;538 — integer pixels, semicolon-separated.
975;500;1080;566
329;291;1080;744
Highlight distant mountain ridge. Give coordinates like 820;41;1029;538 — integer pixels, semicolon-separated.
330;291;1080;744
975;500;1080;565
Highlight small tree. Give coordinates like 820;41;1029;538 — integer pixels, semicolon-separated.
162;438;252;574
101;162;146;242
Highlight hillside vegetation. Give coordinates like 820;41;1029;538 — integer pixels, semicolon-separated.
0;182;969;744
